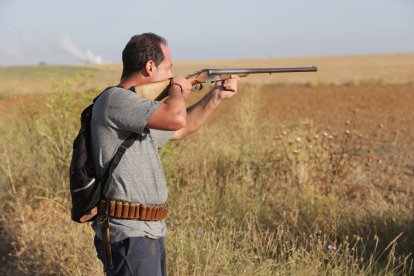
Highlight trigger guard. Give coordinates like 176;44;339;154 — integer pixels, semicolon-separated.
192;83;203;91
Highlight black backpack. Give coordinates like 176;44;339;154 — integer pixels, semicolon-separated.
69;89;138;223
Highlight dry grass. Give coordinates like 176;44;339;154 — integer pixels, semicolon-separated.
0;54;413;275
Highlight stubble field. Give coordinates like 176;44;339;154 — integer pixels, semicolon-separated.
0;53;413;275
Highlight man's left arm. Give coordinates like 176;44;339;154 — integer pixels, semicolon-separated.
171;75;239;140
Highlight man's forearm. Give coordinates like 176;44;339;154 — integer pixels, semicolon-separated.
163;88;187;119
171;75;239;140
146;87;187;131
172;88;222;139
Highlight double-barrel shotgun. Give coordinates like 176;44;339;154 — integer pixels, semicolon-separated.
135;66;318;101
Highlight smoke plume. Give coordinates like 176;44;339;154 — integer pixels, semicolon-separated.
5;32;106;64
51;33;103;64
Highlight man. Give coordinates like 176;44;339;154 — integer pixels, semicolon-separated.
91;33;239;275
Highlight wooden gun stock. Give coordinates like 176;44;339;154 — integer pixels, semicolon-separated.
135;80;171;101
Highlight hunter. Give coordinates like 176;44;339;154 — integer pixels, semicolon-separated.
90;32;239;275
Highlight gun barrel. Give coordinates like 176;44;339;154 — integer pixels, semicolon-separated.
206;66;317;75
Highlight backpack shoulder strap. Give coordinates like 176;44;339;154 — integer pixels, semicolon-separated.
93;86;139;196
100;132;140;196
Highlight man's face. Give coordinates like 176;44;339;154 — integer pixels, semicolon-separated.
150;43;173;82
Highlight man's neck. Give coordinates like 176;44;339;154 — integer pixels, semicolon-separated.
118;73;149;89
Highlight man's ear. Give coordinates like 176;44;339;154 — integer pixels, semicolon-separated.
144;60;155;76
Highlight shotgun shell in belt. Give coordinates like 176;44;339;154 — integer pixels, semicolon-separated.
109;200;116;217
129;203;137;219
115;201;123;217
146;206;154;220
140;206;147;220
122;202;130;218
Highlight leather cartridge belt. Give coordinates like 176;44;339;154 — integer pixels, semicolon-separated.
98;199;168;221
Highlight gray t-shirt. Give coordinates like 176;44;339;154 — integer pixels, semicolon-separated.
90;87;173;243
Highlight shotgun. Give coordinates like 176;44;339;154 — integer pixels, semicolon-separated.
135;66;318;101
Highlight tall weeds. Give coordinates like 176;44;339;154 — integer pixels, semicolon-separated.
0;82;412;275
0;78;102;274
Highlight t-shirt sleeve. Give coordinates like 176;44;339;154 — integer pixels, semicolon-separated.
150;129;175;148
106;89;160;134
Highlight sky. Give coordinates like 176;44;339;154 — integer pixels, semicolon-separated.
1;0;413;66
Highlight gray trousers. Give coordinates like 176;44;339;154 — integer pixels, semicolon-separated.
94;236;167;276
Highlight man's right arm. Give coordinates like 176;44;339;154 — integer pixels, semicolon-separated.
145;76;191;131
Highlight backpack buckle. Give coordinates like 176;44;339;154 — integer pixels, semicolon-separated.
118;145;127;154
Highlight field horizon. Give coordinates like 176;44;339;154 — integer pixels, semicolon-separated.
1;52;413;96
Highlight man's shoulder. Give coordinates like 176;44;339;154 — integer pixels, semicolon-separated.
101;86;131;99
94;86;135;108
92;86;160;134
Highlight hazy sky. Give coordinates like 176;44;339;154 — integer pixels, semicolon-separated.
1;0;413;65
